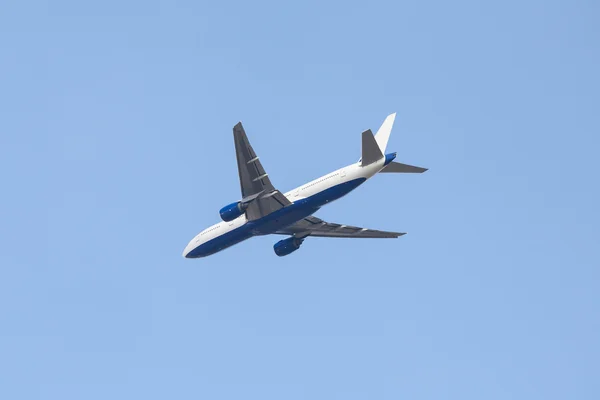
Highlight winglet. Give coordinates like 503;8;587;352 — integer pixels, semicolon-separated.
374;113;396;154
361;129;384;166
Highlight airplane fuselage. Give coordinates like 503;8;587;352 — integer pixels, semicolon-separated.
183;154;394;258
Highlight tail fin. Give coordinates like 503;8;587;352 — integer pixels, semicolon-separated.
380;161;428;173
374;113;396;153
368;112;428;174
361;129;384;166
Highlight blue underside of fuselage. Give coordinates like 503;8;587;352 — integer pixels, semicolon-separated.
185;177;367;258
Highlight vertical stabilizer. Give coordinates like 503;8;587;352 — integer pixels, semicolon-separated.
374;113;396;153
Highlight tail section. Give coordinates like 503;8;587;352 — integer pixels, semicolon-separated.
361;112;428;173
380;161;428;173
374;113;396;154
361;129;384;166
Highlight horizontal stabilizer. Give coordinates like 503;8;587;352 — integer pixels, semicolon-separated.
380;161;428;173
361;129;384;166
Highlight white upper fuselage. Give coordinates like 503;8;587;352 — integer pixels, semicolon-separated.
182;157;387;256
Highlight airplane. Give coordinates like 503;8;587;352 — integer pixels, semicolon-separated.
182;113;427;258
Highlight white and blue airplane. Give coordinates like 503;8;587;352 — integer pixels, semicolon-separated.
183;113;427;258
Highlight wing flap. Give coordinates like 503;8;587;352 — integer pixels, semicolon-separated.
276;216;405;238
246;191;291;220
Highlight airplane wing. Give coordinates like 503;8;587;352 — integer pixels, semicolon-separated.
233;122;291;220
275;216;405;238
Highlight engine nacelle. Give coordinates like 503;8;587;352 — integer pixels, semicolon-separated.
273;237;304;257
219;201;248;222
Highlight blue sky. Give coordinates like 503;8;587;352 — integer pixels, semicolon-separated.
1;0;599;399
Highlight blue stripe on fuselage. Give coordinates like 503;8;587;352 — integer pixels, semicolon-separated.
185;177;366;258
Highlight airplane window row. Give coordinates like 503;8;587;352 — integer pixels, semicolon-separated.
302;173;339;191
201;225;220;236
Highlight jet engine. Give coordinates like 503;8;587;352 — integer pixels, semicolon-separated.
219;201;248;222
273;237;304;257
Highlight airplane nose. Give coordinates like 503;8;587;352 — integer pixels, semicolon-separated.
182;240;194;258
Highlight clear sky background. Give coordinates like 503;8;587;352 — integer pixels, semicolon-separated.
1;1;599;399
